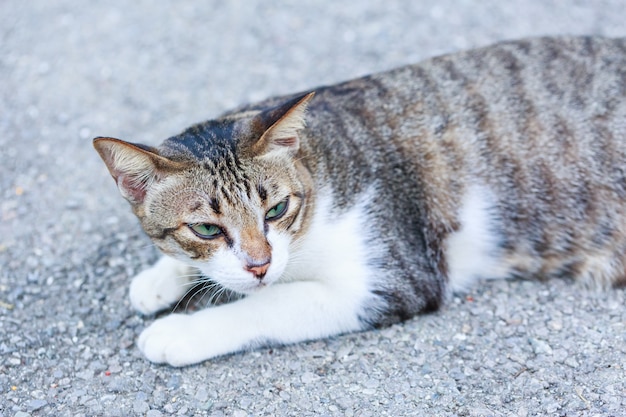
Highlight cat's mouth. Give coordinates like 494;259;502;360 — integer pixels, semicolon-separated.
208;269;277;296
195;245;288;295
223;279;270;296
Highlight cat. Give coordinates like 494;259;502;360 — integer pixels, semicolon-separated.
94;36;626;367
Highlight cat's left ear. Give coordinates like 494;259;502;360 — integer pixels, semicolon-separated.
247;92;315;157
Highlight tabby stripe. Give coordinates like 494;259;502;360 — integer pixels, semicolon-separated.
209;198;221;215
148;227;178;241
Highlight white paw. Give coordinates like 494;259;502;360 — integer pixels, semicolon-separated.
129;263;190;315
137;314;208;367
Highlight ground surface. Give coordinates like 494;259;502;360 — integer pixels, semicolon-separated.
1;1;625;416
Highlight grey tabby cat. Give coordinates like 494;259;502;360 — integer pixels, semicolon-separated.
94;36;626;366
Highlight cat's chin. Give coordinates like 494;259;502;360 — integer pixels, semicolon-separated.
218;279;272;296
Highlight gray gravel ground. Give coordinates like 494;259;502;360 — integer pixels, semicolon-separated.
2;1;626;416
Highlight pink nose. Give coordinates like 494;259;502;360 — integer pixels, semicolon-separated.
246;261;270;279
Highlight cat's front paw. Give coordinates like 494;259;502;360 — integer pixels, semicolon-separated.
129;266;186;315
137;314;210;367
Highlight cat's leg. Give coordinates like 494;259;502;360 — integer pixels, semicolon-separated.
129;256;197;315
137;280;372;366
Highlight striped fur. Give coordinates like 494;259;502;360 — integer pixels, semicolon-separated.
95;36;626;365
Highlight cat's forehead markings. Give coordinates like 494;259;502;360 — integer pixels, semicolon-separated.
257;184;268;202
189;201;203;212
170;119;237;159
209;197;221;215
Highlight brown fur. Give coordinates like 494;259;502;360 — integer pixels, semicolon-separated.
96;36;626;331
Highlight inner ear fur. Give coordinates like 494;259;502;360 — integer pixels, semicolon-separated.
93;137;180;204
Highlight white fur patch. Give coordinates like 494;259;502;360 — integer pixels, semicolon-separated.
129;256;194;315
445;185;510;292
137;188;381;366
283;190;377;283
192;228;290;294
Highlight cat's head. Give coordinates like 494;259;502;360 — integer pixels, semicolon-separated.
94;93;315;294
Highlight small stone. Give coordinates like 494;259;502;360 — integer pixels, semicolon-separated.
363;379;379;389
565;357;580;368
100;394;116;403
27;399;48;411
529;338;553;355
76;369;94;380
194;387;208;402
198;400;213;411
239;396;253;409
544;400;560;413
335;343;353;359
146;410;163;417
133;399;149;414
547;319;563;331
107;376;132;393
336;396;354;410
301;371;319;384
166;375;180;390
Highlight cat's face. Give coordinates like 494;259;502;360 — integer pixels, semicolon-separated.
94;93;315;294
143;154;310;293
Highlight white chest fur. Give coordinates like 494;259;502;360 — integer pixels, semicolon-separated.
283;190;378;286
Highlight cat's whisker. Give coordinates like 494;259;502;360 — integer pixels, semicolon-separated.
171;279;213;313
136;242;158;251
174;273;206;287
196;281;226;308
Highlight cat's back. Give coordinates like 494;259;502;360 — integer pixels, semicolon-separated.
306;36;626;157
300;36;626;211
300;36;626;288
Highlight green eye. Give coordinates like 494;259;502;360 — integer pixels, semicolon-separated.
265;199;289;221
188;223;222;239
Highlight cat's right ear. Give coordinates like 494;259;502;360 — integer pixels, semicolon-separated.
246;92;315;158
93;137;178;205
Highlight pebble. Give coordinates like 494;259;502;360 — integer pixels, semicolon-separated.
300;372;319;384
547;319;563;331
194;387;209;402
564;357;580;368
107;376;133;393
166;375;180;390
529;338;553;355
133;399;149;414
26;399;47;411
